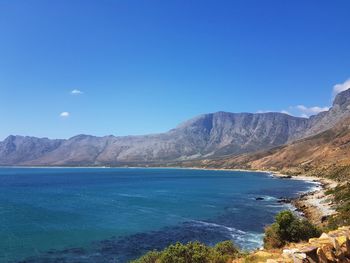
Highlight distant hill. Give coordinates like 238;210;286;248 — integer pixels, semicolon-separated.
1;89;350;166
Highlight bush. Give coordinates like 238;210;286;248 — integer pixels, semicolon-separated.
131;240;240;263
325;183;350;230
159;242;211;263
132;250;161;263
264;223;284;249
214;240;239;256
264;210;321;249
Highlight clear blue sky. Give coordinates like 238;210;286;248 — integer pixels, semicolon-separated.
1;0;350;140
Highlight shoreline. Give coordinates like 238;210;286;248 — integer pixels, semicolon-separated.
268;173;338;225
291;177;337;225
170;166;339;225
225;169;339;226
239;170;338;226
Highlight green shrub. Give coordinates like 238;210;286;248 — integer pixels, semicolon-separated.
212;241;240;263
131;240;240;263
214;240;239;256
264;210;321;248
263;223;284;249
131;250;161;263
159;242;211;263
325;183;350;230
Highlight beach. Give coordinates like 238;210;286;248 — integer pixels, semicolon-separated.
269;173;338;226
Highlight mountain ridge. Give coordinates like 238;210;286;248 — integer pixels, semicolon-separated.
1;89;350;166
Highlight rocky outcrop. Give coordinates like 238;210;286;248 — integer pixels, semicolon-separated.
235;226;350;263
300;88;350;139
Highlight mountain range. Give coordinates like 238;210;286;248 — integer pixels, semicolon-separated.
187;114;350;180
1;89;350;166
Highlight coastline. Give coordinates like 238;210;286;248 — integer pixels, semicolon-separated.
291;177;337;225
179;166;339;226
148;166;339;226
234;169;338;226
233;169;338;226
267;172;338;225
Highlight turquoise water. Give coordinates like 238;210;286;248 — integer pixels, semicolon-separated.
0;168;315;262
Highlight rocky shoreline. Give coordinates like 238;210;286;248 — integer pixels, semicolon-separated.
186;167;339;226
270;173;338;226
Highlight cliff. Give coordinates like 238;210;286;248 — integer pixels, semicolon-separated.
193;115;350;181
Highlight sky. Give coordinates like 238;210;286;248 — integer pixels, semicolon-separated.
1;0;350;140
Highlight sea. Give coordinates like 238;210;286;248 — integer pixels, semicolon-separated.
0;167;317;262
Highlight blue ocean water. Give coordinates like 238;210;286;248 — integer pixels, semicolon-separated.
0;168;315;262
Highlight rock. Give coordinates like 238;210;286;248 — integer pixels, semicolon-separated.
335;235;350;258
317;247;331;263
335;235;347;247
339;226;350;231
320;244;337;262
293;252;307;263
298;245;318;262
320;233;330;239
283;248;299;257
277;198;291;204
278;175;292;179
236;226;350;263
308;238;319;244
321;215;329;223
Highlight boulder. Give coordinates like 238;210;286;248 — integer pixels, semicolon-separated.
297;245;318;262
320;244;337;262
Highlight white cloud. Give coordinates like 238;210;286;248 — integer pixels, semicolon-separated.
333;79;350;96
288;105;329;118
256;110;272;113
257;110;292;116
296;105;329;114
257;78;349;118
60;112;70;117
281;110;291;115
71;89;83;95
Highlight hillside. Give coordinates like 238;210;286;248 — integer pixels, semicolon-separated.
191;116;350;181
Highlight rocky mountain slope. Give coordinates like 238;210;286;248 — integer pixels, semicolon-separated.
0;136;64;165
1;89;350;166
302;88;350;139
190;109;350;181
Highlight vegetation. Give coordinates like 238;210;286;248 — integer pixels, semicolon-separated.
131;241;240;263
263;210;321;249
325;183;350;230
132;210;323;262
